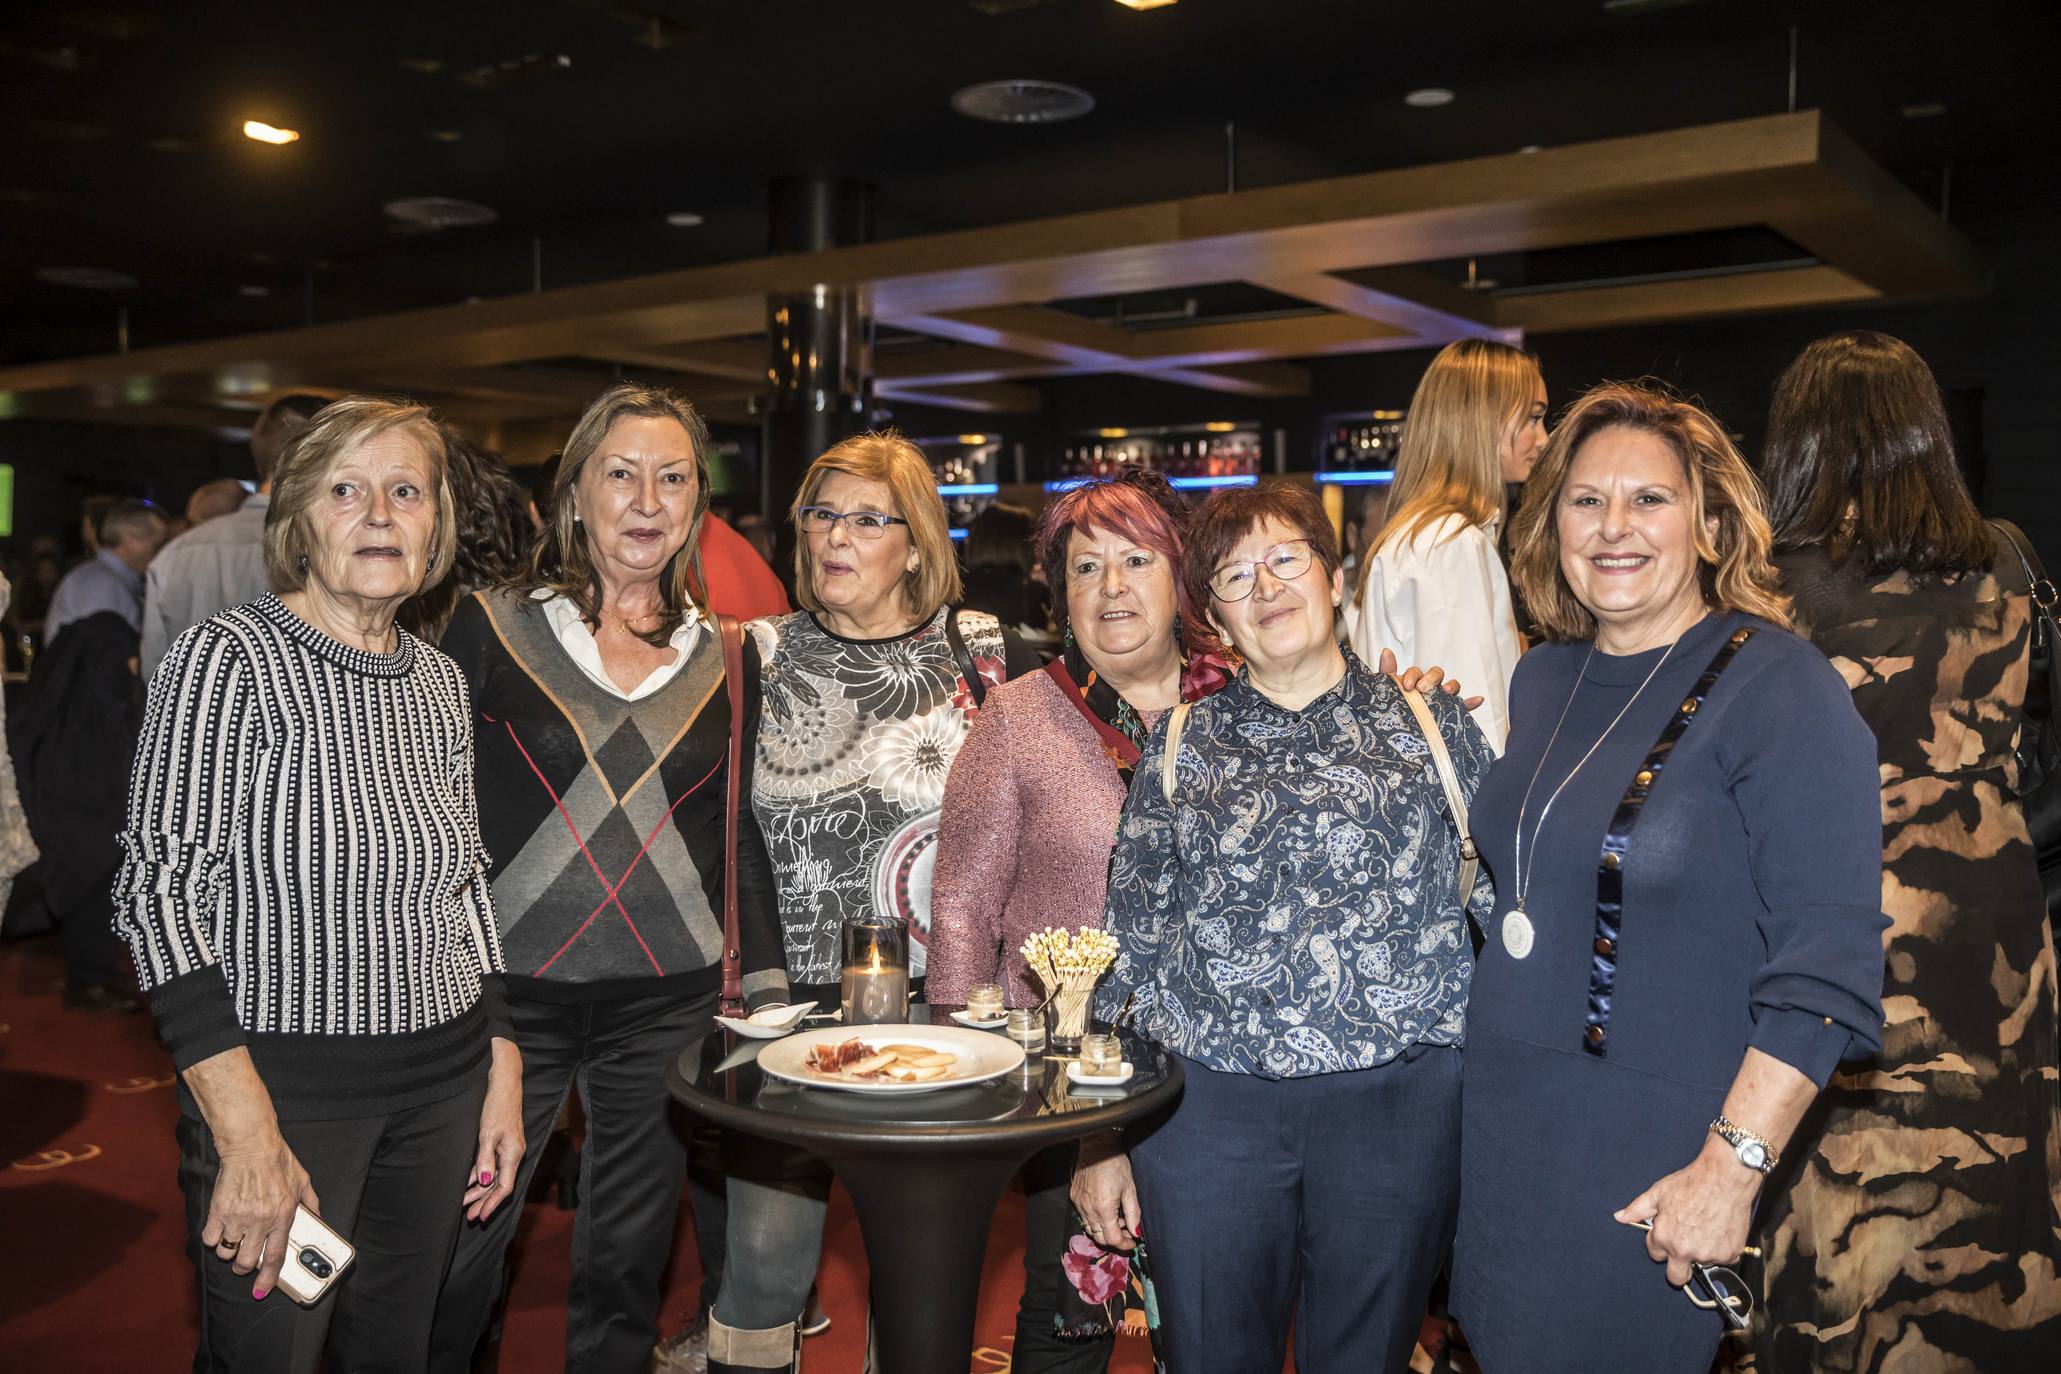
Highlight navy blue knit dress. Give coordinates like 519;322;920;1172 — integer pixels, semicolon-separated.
1451;612;1888;1373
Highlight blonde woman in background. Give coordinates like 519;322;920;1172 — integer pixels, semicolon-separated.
1346;339;1546;751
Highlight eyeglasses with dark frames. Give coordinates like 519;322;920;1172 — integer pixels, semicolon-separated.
1208;539;1315;603
795;506;909;540
1625;1221;1757;1331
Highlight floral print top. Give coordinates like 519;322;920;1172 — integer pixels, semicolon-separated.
1094;650;1496;1077
748;606;1022;984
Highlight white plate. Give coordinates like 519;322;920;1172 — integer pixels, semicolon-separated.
1066;1060;1135;1088
757;1025;1027;1095
714;1003;821;1039
949;1010;1008;1030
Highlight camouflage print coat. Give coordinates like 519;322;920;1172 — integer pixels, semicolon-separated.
1744;539;2061;1371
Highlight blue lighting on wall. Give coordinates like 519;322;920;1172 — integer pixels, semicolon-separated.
1168;474;1258;490
1043;477;1094;493
949;527;969;540
936;482;999;497
1313;470;1396;486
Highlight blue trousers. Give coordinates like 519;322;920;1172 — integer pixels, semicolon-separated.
1127;1045;1461;1374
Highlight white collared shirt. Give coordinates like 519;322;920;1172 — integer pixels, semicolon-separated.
537;591;703;701
1344;512;1522;754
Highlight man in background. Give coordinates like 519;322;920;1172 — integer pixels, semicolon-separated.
43;499;170;646
183;477;250;527
140;391;326;678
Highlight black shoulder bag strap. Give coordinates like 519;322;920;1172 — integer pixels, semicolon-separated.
1584;623;1757;1058
944;606;987;710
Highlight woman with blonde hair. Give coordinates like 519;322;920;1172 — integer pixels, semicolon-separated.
1347;337;1547;751
1449;381;1887;1373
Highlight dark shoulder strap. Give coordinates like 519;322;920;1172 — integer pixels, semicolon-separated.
717;614;746;1012
944;606;986;709
1991;519;2057;635
1584;623;1757;1059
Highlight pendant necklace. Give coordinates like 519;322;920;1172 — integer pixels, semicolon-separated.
1503;634;1684;959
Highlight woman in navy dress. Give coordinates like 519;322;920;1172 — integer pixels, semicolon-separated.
1450;382;1889;1373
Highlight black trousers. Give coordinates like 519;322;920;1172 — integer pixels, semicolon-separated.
431;990;715;1374
1017;1143;1116;1374
177;1074;488;1374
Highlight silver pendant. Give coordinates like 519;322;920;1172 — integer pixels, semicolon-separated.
1502;908;1535;960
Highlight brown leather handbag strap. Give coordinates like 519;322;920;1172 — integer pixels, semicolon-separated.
717;614;746;1012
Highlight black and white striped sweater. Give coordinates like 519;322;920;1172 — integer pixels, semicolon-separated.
115;594;509;1119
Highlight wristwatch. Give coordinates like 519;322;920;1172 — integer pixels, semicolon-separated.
1710;1116;1777;1174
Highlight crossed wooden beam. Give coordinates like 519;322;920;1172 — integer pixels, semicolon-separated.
0;109;1977;440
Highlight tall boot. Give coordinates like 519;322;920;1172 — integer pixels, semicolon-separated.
705;1314;801;1374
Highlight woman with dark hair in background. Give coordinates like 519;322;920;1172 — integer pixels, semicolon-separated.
1752;330;2061;1370
399;432;533;644
958;499;1050;636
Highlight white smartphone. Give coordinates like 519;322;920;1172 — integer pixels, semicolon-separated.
274;1205;355;1306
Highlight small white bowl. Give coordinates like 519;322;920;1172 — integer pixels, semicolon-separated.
1066;1060;1134;1089
950;1009;1009;1030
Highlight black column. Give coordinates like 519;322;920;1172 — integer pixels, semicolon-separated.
762;177;874;519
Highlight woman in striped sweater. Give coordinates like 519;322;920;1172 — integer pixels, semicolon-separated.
116;399;523;1374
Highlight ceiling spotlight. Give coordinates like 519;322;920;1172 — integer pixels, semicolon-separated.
952;79;1095;124
36;266;139;290
242;119;299;145
1113;0;1179;9
428;129;465;143
1404;88;1454;108
1519;144;1543;154
384;196;498;229
665;210;705;228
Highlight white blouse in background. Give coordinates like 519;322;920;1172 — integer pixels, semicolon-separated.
538;591;703;701
1344;512;1521;753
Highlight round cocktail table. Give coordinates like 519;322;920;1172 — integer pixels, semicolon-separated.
668;1024;1182;1374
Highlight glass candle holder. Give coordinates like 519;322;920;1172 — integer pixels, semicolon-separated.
839;914;910;1026
1078;1033;1123;1077
964;983;1005;1022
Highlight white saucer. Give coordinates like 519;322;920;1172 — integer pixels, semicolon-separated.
714;1003;820;1039
1066;1060;1134;1088
949;1010;1008;1029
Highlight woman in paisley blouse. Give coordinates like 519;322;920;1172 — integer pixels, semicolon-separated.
685;430;1038;1373
1090;483;1495;1374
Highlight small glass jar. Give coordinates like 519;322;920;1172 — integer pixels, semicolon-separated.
1006;1007;1046;1053
1078;1033;1123;1077
964;983;1005;1022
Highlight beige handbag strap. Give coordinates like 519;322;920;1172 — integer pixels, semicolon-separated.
1401;689;1480;907
1160;701;1194;807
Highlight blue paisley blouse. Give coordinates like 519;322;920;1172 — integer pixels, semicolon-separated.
1095;650;1496;1077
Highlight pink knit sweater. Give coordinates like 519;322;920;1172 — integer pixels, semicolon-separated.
926;668;1149;1010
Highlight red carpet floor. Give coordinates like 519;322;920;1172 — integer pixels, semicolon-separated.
0;935;1162;1373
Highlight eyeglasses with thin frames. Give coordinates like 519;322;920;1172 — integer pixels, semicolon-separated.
1208;539;1315;603
1625;1221;1756;1331
795;506;909;540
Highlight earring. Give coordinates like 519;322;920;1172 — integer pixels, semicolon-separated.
1062;624;1075;653
296;554;309;573
573;512;582;523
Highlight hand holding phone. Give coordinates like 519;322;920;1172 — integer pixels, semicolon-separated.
275;1205;356;1306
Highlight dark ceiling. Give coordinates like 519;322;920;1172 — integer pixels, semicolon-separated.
3;0;2054;367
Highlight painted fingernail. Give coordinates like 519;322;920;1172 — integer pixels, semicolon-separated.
479;1171;494;1185
253;1289;269;1301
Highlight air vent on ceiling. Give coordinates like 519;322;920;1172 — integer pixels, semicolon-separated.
951;80;1095;125
384;197;498;230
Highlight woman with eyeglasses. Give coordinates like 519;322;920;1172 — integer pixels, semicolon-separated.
1091;483;1496;1373
1448;383;1888;1374
675;430;1039;1373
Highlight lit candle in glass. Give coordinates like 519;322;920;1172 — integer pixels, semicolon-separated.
839;914;910;1026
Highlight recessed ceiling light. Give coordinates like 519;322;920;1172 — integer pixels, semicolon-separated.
384;196;498;229
242;119;299;145
1519;144;1543;154
957;434;990;445
400;57;445;74
1113;0;1179;9
1901;101;1947;119
428;129;465;143
665;210;705;228
1404;88;1454;108
952;79;1096;124
238;284;271;298
36;266;139;290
